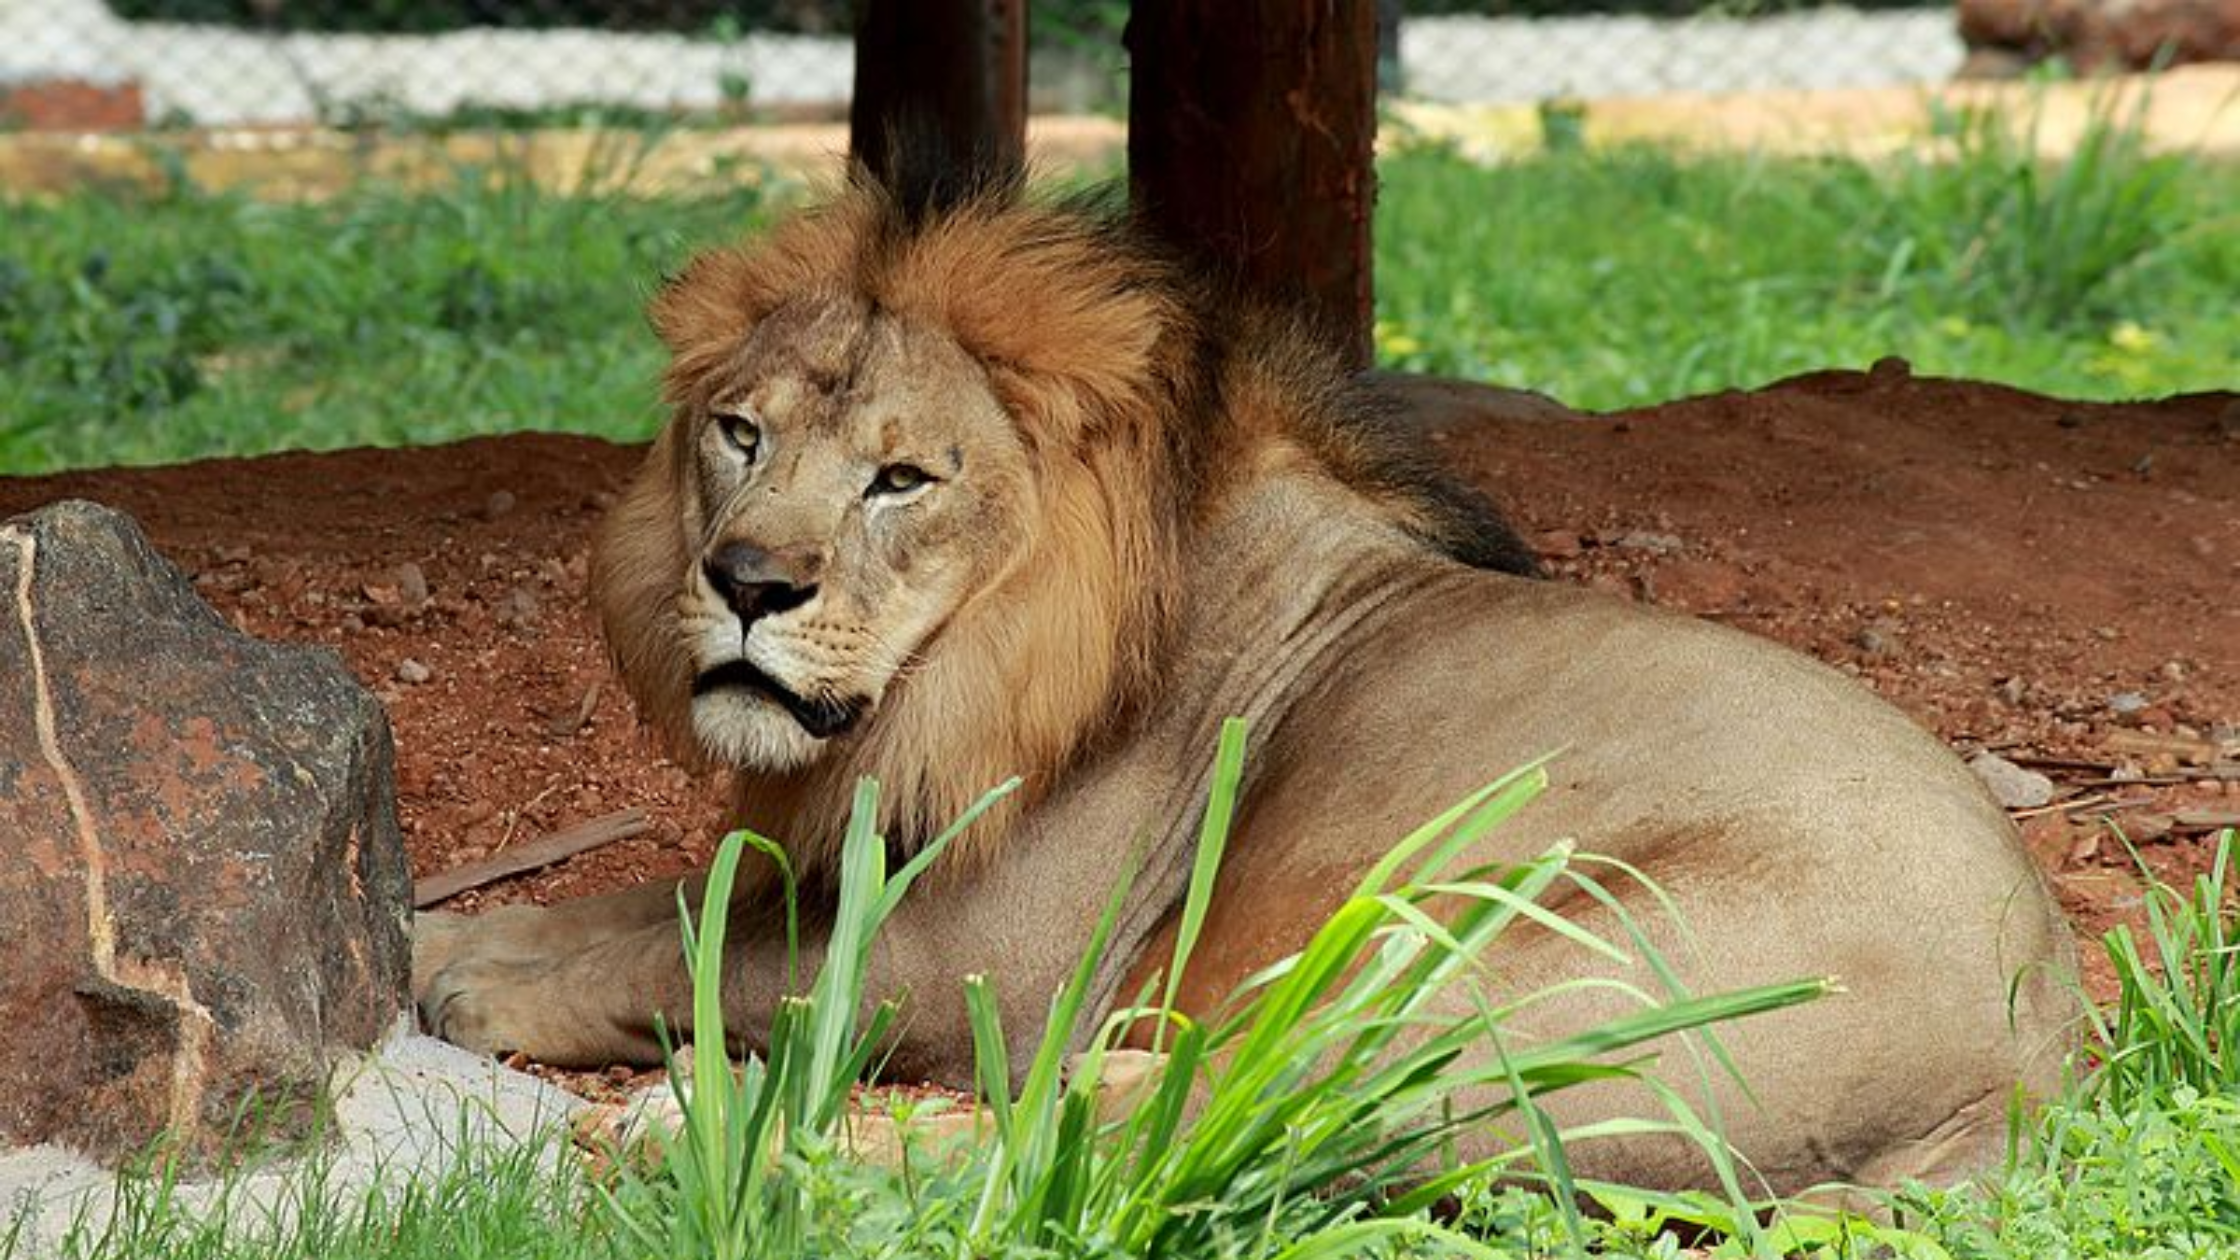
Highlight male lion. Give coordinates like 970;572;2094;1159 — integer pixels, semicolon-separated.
416;166;2075;1195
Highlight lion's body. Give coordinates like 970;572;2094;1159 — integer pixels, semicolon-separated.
414;173;2075;1196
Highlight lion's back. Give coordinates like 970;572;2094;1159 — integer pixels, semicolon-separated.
1179;568;2074;1187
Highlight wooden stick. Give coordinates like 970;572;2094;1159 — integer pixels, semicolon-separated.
2011;794;2109;821
2175;810;2240;832
413;807;651;908
2002;753;2117;772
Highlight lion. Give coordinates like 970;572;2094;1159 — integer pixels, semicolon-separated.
414;164;2076;1197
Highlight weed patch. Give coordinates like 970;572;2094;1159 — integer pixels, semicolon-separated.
6;124;2236;474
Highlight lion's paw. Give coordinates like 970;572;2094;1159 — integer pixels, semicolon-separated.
411;903;556;1005
409;910;474;1004
418;956;553;1058
1069;1049;1172;1124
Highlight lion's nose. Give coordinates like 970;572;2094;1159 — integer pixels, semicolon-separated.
703;542;818;625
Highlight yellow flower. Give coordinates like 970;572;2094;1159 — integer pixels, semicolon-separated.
2108;321;2158;353
1375;322;1425;357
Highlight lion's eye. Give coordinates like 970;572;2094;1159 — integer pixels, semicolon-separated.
868;464;934;498
716;412;761;461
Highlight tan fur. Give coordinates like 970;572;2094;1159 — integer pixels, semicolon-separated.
590;183;1217;871
419;178;2076;1198
590;180;1471;872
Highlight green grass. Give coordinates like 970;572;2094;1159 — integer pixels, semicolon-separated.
9;1135;608;1259
7;734;1843;1259
1375;104;2238;408
5;105;2236;476
13;717;2240;1258
0;155;779;473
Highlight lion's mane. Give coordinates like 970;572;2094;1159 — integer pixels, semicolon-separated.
593;168;1534;874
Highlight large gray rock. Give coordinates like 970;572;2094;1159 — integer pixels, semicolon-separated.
0;500;410;1164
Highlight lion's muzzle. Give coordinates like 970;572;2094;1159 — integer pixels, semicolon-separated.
703;540;819;628
692;657;865;739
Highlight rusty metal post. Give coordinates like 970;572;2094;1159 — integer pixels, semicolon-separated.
850;0;1028;188
1126;0;1380;367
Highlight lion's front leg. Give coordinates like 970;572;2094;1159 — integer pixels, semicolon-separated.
419;917;699;1065
411;873;728;1064
411;876;698;998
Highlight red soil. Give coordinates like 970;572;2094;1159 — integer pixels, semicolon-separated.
4;367;2234;1007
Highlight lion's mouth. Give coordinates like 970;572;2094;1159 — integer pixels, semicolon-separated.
692;660;865;740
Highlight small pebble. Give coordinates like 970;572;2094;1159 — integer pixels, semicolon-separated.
481;490;518;522
1613;530;1683;555
395;561;430;607
395;657;433;685
496;586;541;628
2108;691;2149;716
1867;355;1912;387
1852;622;1899;656
1969;752;2055;810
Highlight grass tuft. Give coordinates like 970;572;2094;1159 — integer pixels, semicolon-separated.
2089;828;2240;1109
601;722;1831;1257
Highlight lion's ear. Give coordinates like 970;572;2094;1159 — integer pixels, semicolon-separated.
648;248;763;402
649;197;876;403
926;239;1178;449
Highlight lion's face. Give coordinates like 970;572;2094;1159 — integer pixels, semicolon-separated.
599;186;1184;848
670;296;1036;770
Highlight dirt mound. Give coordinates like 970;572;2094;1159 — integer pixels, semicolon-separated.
3;369;2233;1004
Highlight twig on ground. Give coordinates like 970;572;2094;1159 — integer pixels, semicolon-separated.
2002;752;2117;773
413;807;651;908
2013;794;2110;821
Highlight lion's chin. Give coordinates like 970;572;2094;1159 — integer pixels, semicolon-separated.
689;659;872;771
690;690;829;771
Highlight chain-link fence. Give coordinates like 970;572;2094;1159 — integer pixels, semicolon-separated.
1399;6;1962;103
0;0;855;128
0;0;1974;133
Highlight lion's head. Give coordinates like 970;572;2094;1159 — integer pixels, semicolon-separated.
593;177;1199;864
594;169;1535;870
